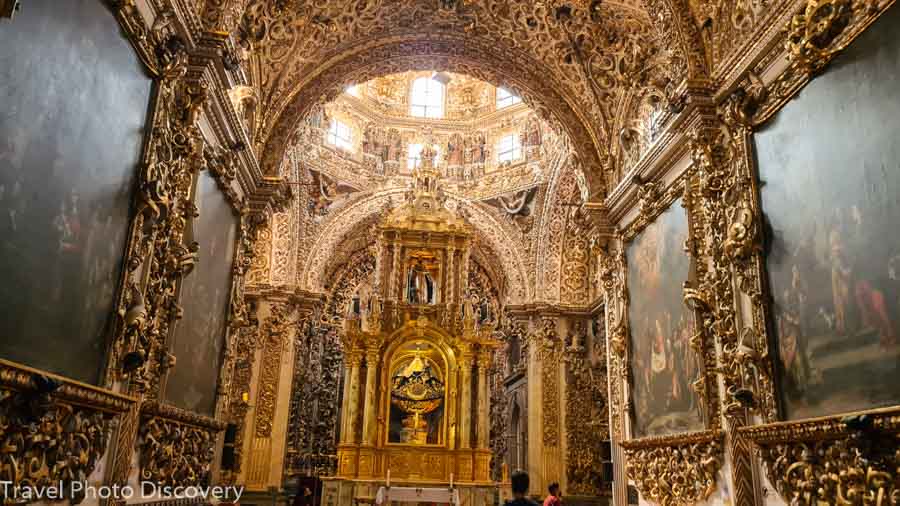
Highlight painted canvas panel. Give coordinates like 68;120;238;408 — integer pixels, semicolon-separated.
0;0;152;384
627;199;704;438
756;6;900;421
164;172;237;416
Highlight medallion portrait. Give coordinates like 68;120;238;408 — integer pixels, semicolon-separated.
756;6;900;421
626;199;704;438
164;172;238;416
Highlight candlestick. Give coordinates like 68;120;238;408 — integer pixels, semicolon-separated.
387;469;391;488
450;473;454;489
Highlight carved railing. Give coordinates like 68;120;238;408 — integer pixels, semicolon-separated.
0;360;136;500
138;401;227;488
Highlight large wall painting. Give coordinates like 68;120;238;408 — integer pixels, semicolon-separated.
164;172;237;416
0;0;152;384
756;5;900;421
627;199;704;438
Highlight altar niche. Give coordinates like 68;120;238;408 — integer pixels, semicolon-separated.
406;252;440;305
388;340;447;445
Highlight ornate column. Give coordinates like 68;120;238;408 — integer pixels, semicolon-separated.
346;351;364;444
362;348;379;445
458;348;474;450
476;351;491;449
446;246;455;304
339;352;354;444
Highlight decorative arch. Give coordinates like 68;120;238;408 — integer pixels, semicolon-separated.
299;190;531;305
257;35;608;196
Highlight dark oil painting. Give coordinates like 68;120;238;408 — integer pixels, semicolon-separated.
627;199;704;438
0;0;152;384
756;6;900;421
164;172;237;416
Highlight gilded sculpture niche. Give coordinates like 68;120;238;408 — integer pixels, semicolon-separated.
387;340;447;445
756;4;900;421
0;0;152;384
627;199;705;438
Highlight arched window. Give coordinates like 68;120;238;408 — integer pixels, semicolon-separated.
496;134;522;163
410;77;445;118
326;119;353;151
496;87;522;109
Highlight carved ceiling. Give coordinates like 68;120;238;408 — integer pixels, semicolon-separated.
230;0;713;199
209;0;803;307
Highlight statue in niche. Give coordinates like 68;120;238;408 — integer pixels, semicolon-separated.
521;117;542;147
407;261;436;305
447;133;464;167
362;123;377;156
387;129;403;163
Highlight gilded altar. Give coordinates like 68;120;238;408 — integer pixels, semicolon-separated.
328;144;499;501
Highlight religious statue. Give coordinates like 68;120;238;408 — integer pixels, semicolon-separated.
407;261;435;304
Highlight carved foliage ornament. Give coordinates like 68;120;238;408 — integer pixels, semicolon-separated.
741;410;900;506
0;380;118;503
621;431;724;506
138;403;225;488
106;4;210;396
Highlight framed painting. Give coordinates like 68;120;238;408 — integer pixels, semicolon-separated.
756;4;900;421
164;171;238;416
0;0;152;384
626;198;705;438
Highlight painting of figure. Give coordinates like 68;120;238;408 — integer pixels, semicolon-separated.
627;200;704;437
0;0;152;384
756;6;900;421
164;172;237;416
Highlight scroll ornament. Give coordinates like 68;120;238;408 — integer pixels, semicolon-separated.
743;412;900;505
623;433;723;506
0;386;112;503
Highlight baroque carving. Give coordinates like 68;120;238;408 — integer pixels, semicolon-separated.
621;431;724;506
537;318;562;447
284;320;342;477
565;321;610;496
254;303;294;438
0;363;133;502
139;402;226;488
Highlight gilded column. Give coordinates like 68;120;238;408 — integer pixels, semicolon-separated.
346;351;363;444
458;348;474;449
339;353;354;444
446;246;455;304
476;351;491;449
362;348;379;445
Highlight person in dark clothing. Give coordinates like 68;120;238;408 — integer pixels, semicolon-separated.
505;470;540;506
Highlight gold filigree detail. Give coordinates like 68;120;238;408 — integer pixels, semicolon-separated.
622;430;724;506
741;408;900;505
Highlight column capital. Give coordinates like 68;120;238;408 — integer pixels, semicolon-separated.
345;350;364;366
476;350;492;369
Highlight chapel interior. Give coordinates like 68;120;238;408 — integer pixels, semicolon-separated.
2;1;900;506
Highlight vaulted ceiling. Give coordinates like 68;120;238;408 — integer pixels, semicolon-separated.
210;0;795;306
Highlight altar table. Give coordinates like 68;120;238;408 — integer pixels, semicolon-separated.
375;486;460;505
